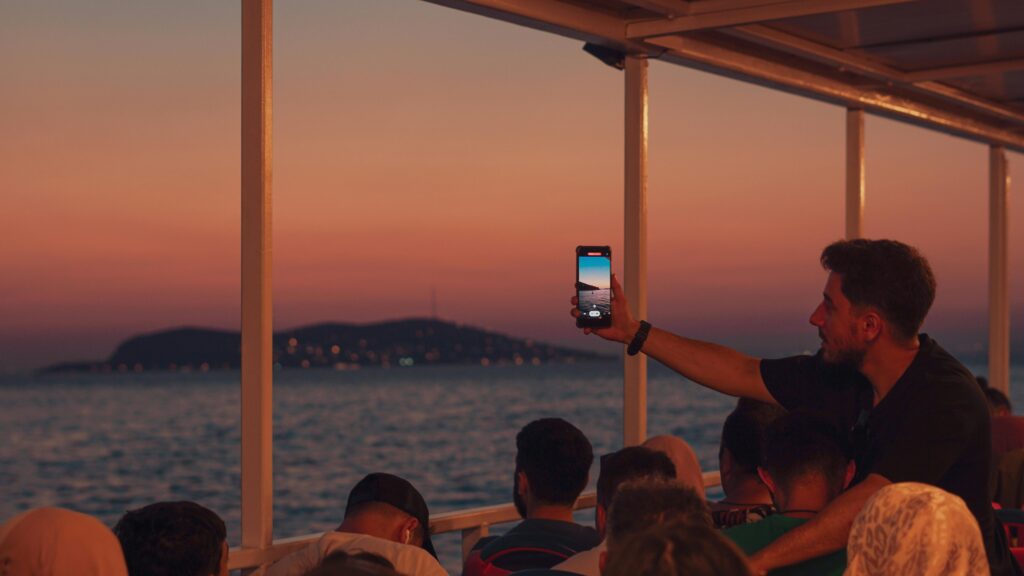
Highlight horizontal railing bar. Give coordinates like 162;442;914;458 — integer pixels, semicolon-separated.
228;472;722;570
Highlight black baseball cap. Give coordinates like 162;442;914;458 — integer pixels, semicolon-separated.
346;473;436;558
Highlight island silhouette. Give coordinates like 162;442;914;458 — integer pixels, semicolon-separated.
42;318;612;373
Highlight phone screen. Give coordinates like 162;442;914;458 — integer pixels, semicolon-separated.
576;246;612;327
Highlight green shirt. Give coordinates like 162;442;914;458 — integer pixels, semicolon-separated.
723;515;846;576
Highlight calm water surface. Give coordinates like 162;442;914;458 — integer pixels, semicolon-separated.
1;361;1018;572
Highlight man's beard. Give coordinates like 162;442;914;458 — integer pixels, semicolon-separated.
824;344;866;369
513;470;527;518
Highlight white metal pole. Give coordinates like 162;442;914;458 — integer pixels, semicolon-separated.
989;146;1010;394
624;55;649;447
241;0;274;556
846;108;865;239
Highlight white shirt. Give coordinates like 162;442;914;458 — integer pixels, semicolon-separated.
258;531;448;576
551;539;605;576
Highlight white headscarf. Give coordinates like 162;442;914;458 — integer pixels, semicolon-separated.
845;482;988;576
0;507;128;576
642;435;705;494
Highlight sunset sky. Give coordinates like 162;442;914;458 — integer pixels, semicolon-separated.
1;0;1022;372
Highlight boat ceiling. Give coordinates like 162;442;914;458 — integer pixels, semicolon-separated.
427;0;1024;151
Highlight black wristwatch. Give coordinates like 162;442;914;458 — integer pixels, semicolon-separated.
627;320;652;356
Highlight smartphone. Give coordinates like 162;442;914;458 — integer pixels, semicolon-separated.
576;246;612;328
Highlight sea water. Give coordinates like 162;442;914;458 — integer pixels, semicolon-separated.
1;361;1020;572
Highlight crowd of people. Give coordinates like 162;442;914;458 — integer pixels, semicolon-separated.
1;239;1019;576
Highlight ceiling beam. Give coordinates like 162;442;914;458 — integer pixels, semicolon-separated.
904;58;1024;82
728;24;1024;125
626;0;913;39
619;0;690;17
646;32;1024;150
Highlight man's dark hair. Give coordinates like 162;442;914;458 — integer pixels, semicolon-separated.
606;479;711;544
597;446;676;509
604;521;752;576
720;399;786;474
761;411;849;497
985;387;1012;414
820;239;936;341
515;418;593;506
114;501;226;576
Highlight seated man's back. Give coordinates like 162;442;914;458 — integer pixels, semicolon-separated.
724;412;853;576
463;418;598;576
712;399;784;529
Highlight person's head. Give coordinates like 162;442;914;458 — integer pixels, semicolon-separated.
595;446;676;538
846;483;988;576
0;507;129;576
302;550;402;576
604;479;711;552
342;473;436;558
811;239;936;366
602;521;752;576
114;501;227;576
641;435;704;494
757;412;854;512
514;418;593;518
719;399;785;497
985;387;1012;416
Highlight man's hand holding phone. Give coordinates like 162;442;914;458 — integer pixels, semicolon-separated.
571;274;641;345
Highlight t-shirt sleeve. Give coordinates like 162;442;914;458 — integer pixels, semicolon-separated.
263;541;321;576
759;354;822;411
869;383;979;484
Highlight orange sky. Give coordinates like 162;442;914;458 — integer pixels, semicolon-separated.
1;1;1022;371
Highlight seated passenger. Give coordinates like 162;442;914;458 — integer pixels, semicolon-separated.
600;481;746;576
641;435;704;493
712;398;785;528
845;482;988;576
302;550;403;576
602;521;752;576
262;473;446;576
0;507;129;576
114;500;228;576
551;446;677;576
724;412;852;575
463;418;599;576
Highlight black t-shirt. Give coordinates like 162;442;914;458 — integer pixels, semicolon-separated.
760;335;1015;576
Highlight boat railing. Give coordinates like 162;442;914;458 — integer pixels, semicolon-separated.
228;471;721;571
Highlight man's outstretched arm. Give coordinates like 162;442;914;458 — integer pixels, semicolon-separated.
572;274;776;404
749;473;891;573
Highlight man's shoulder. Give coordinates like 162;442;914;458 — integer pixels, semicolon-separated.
723;515;804;554
484;520;600;556
318;532;447;575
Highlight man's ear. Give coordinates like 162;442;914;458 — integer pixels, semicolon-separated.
595;505;607;540
517;470;530;498
843;460;856;490
756;466;776;494
720;447;734;478
861;311;882;341
217;540;229;576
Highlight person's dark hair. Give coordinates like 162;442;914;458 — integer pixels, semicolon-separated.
761;411;849;498
515;418;593;506
114;501;226;576
597;446;676;509
303;550;400;576
606;479;711;545
820;239;936;341
720;399;786;474
985;387;1012;415
604;520;752;576
977;375;989;389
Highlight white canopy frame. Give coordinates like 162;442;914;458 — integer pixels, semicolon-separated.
235;0;1014;570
